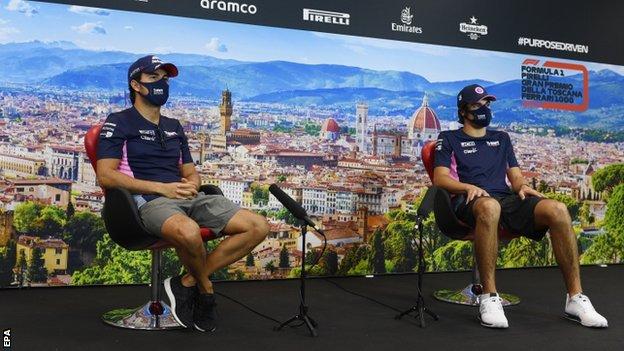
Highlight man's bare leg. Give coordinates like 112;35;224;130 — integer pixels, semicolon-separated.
161;213;213;293
534;199;582;296
472;197;502;294
181;209;269;291
533;199;608;327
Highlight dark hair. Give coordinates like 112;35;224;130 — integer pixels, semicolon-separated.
128;74;141;104
128;82;136;104
457;105;467;124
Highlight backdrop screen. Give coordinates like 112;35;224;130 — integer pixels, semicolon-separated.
0;1;623;287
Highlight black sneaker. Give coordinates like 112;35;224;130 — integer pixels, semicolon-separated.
193;293;218;332
164;276;196;328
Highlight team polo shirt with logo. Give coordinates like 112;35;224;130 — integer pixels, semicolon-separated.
96;106;194;203
433;129;519;196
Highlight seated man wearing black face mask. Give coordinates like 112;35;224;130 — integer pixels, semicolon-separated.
95;55;269;332
432;84;607;329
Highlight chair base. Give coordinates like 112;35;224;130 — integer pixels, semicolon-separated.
102;301;185;330
433;284;521;306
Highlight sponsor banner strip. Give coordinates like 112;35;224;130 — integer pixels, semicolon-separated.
33;0;624;65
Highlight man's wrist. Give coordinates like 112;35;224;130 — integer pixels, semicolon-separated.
154;182;166;195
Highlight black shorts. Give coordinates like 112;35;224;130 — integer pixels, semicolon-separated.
453;193;548;241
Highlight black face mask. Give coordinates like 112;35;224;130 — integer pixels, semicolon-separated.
137;78;169;106
467;105;492;127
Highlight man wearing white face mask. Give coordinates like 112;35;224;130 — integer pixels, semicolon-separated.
96;55;269;333
432;84;608;329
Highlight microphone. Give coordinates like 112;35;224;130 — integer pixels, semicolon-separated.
269;183;323;233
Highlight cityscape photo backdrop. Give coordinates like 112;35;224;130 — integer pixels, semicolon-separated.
0;1;623;287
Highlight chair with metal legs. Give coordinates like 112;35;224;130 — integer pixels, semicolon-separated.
85;125;223;330
421;141;521;307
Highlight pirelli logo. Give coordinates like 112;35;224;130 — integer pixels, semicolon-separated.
303;8;350;26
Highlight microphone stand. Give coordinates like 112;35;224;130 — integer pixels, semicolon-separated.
395;213;439;328
274;219;318;337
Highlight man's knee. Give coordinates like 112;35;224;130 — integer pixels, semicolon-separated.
473;197;501;225
163;215;202;249
233;211;269;244
248;213;269;243
544;200;571;226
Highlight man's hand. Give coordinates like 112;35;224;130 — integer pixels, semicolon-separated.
181;177;199;191
464;184;490;204
159;181;198;199
517;184;544;200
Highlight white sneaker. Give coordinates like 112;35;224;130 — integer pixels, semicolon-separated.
478;293;509;328
564;293;608;328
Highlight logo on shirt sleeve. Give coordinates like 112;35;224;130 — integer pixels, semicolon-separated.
102;122;117;137
435;138;443;151
486;140;500;147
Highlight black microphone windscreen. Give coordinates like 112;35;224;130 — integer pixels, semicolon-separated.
269;184;307;219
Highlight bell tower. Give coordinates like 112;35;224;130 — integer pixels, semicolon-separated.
220;89;232;135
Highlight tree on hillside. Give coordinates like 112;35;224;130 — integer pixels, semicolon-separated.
27;247;48;283
245;253;255;267
592;163;624;197
321;249;338;276
0;240;17;287
63;212;106;253
582;184;624;264
66;202;75;219
33;206;67;238
13;202;43;234
369;229;386;274
279;245;290;268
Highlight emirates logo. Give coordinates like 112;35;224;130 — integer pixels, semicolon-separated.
400;7;413;25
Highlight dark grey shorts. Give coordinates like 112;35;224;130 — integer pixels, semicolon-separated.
453;194;548;241
138;193;240;237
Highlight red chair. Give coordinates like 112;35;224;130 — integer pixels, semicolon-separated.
421;141;520;306
85;125;221;330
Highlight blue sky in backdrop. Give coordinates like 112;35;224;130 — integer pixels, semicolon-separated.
0;0;622;83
